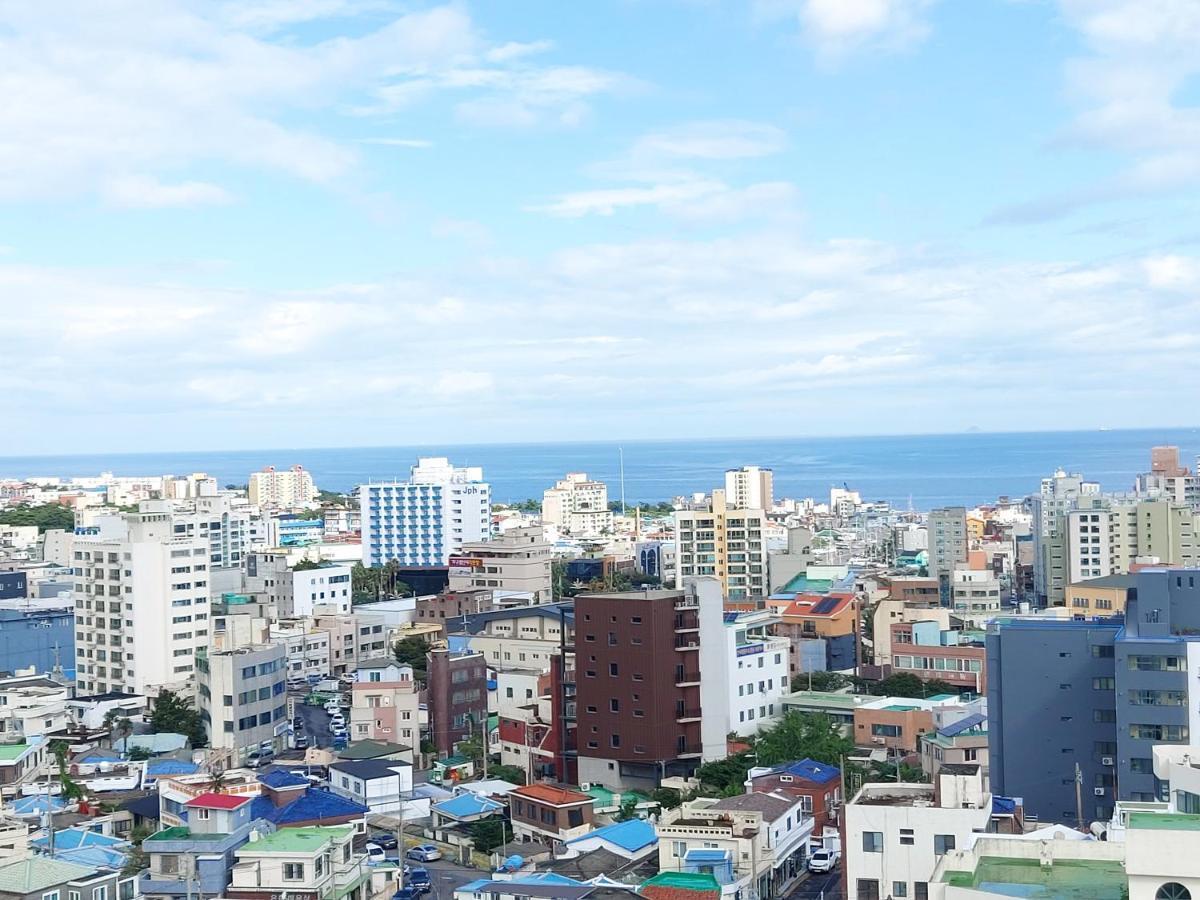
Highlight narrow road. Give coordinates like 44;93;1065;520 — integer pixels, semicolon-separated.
784;867;843;899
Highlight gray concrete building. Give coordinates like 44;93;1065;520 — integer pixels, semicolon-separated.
928;507;968;605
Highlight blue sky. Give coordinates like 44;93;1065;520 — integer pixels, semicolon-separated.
2;0;1199;454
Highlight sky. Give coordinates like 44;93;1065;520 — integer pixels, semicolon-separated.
2;0;1200;454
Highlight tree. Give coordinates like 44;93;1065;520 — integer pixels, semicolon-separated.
127;746;152;761
696;752;755;793
292;558;322;571
614;796;639;821
754;712;853;768
487;764;526;786
466;819;507;853
455;733;485;765
149;689;207;748
650;787;682;809
791;670;850;693
392;637;430;680
0;503;75;533
50;740;84;801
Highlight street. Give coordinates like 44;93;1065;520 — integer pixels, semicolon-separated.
291;692;335;748
784;867;843;899
417;859;482;898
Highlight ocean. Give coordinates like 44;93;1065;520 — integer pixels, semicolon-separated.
2;429;1197;509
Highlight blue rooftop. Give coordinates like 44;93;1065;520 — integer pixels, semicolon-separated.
33;828;126;852
433;792;503;819
248;787;369;825
565;818;656;853
684;849;731;862
769;758;841;785
992;796;1019;815
147;760;201;777
258;769;310;790
938;713;987;738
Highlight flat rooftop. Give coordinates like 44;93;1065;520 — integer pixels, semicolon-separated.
940;857;1127;900
1129;812;1200;831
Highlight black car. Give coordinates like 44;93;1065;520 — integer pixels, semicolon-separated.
369;833;398;851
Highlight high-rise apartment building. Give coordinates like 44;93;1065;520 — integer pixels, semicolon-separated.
541;473;613;537
72;502;214;696
1151;446;1187;478
446;525;553;602
1066;499;1200;584
725;466;773;510
674;490;767;600
574;579;727;790
989;568;1200;822
1030;469;1100;605
248;465;318;510
927;506;968;605
361;457;490;567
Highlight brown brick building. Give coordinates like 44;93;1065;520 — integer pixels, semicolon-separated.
426;647;487;755
507;782;594;845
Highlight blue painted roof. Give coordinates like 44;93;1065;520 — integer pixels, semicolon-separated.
565;818;656;852
33;828;126;851
459;879;491;891
938;713;987;738
992;796;1018;815
433;792;503;819
509;873;583;886
258;769;310;789
53;847;128;869
773;758;841;785
10;795;66;816
248;787;369;825
147;760;201;777
684;848;731;862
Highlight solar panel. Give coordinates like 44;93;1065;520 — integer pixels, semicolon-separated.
938;713;986;737
811;597;839;615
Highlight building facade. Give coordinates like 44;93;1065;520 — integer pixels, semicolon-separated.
541;473;613;537
426;647;488;755
248;465;317;511
446;526;553;602
674;491;767;600
361;457;491;567
724;466;773;511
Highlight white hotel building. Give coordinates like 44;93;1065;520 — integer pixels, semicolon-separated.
361;457;491;567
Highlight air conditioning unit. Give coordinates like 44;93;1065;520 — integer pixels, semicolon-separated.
871;737;886;745
1094;788;1105;796
1101;756;1114;766
579;782;592;791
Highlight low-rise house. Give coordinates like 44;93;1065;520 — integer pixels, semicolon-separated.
226;825;371;900
327;759;413;816
66;692;146;730
156;772;263;828
431;792;504;827
560;819;656;862
845;764;995;900
0;857;137;900
507;784;594;846
919;713;988;780
0;675;71;739
640;871;721;900
31;828;129;869
853;695;965;755
141;792;269;900
251;770;370;828
336;739;412;767
746;758;843;835
657;790;812;899
348;660;420;749
0;741;48;788
453;873;594;899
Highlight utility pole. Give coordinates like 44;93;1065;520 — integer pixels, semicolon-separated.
481;714;489;780
1075;762;1084;832
395;790;406;891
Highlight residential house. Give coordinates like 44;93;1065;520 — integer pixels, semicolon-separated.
560;819;657;863
507;784;594;847
640;871;721;900
226;826;371;900
0;858;137;900
919;714;989;781
746;758;843;835
348;660;420;750
657;791;812;900
327;759;413;816
767;593;857;675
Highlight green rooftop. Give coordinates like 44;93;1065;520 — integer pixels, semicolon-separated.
0;858;98;893
239;826;353;854
1128;812;1200;831
641;871;721;893
928;693;959;701
781;691;860;709
884;704;919;712
0;743;31;762
779;574;833;594
586;785;616;806
940;857;1127;900
147;827;231;842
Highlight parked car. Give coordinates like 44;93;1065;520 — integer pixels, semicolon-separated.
293;735;309;750
807;848;840;873
365;843;386;865
370;833;398;851
408;867;432;891
406;845;441;863
329;714;346;729
390;888;426;900
246;748;274;769
330;724;348;738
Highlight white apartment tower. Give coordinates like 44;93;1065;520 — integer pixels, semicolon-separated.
541;472;613;537
361;457;490;567
248;465;318;510
725;466;774;510
675;489;767;600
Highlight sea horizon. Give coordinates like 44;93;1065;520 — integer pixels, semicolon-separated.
3;426;1198;510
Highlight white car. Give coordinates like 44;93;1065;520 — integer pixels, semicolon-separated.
807;848;839;873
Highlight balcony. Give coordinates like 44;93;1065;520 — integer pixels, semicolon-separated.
674;637;700;650
676;708;702;722
677;743;703;757
675;671;701;686
674;598;699;611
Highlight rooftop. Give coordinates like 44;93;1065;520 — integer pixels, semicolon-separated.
940;857;1127;900
566;818;656;852
249;789;369;826
709;792;797;821
0;743;32;761
336;739;410;760
186;792;252;810
1128;812;1200;831
329;758;410;779
431;792;504;819
759;758;841;785
238;825;352;854
0;858;98;893
146;826;231;843
511;783;592;806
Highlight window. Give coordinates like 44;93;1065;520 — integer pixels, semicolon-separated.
283;863;305;881
915;884;929;900
856;879;881;900
893;883;909;898
862;831;883;852
899;828;914;845
1156;885;1192;900
44;892;61;900
160;856;180;875
934;834;955;855
93;888;107;900
1092;677;1115;690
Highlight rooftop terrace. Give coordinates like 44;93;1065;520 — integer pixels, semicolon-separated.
940;857;1127;900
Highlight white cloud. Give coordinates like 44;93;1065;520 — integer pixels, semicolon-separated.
357;138;434;148
102;175;234;209
0;3;629;202
531;180;728;217
630;121;787;161
756;0;936;60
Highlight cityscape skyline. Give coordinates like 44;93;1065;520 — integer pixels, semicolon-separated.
3;1;1199;451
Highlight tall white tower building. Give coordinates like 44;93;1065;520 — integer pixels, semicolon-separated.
541;473;613;537
361;457;491;567
724;466;774;510
248;465;318;510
